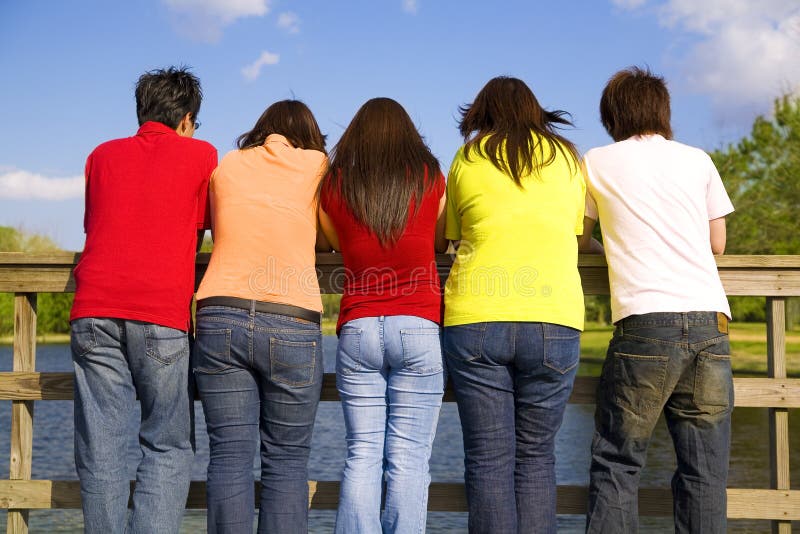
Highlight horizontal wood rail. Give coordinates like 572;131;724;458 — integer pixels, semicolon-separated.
1;253;799;533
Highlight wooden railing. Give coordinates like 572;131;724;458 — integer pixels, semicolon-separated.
1;253;799;533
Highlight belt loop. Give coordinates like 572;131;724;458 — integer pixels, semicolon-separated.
250;299;256;317
682;313;689;336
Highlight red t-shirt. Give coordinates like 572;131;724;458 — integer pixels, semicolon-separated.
70;121;217;331
321;172;445;333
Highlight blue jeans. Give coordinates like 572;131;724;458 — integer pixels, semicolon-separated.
586;312;733;534
192;305;323;534
334;315;444;534
71;317;194;534
443;322;579;534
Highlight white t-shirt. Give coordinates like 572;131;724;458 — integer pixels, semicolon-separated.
584;134;734;323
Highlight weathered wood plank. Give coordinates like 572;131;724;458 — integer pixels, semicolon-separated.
8;294;37;534
1;480;798;520
3;253;800;296
767;297;792;533
3;373;800;408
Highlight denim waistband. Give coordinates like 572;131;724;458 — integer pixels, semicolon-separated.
196;296;321;324
615;311;721;328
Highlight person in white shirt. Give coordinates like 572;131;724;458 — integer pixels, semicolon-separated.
579;66;734;534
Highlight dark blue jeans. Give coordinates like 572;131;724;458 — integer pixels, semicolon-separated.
444;322;580;534
586;312;733;534
192;305;323;534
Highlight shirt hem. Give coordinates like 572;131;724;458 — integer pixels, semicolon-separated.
70;307;189;331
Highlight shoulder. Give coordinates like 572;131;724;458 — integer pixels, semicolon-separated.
175;136;217;157
88;135;134;160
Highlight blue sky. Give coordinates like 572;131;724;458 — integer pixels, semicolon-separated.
1;0;799;250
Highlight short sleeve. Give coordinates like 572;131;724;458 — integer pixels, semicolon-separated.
574;164;587;235
83;154;92;233
581;158;599;222
197;148;218;230
445;153;462;241
705;157;734;220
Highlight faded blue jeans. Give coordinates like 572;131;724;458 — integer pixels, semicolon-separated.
71;317;194;534
586;312;733;534
334;315;445;534
192;305;323;534
443;321;580;534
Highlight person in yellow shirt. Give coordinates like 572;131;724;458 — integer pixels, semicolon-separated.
443;76;587;534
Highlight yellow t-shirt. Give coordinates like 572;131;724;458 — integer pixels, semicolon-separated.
196;134;328;311
444;138;585;329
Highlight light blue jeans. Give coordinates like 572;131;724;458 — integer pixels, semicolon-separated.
334;315;445;534
71;317;194;534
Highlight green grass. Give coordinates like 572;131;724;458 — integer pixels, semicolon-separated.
577;322;800;377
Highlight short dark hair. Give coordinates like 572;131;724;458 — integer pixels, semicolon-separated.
135;67;202;128
237;100;326;153
600;67;672;142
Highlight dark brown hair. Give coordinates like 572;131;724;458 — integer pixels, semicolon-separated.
600;67;673;142
237;100;327;152
459;76;579;186
322;97;441;247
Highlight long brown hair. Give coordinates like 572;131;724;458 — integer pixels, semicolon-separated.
459;76;579;186
600;66;673;142
322;97;441;247
237;100;327;152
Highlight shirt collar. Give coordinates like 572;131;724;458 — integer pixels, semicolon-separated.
264;134;292;148
136;121;179;136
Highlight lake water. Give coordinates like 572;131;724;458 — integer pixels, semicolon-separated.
1;343;798;533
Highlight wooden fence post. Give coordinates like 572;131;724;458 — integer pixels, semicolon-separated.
7;294;37;534
767;297;791;534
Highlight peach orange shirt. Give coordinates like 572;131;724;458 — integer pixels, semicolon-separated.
196;134;327;311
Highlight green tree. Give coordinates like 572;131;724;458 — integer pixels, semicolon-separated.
711;95;800;326
0;227;73;338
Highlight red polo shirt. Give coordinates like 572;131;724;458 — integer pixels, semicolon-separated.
70;121;217;331
321;171;445;334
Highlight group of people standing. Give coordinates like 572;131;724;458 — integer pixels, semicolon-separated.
70;65;734;533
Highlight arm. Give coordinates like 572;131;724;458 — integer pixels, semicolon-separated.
709;217;726;255
318;207;340;252
434;192;448;253
315;218;333;252
577;216;604;254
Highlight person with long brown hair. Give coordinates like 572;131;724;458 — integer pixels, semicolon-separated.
192;100;328;533
442;77;589;533
318;97;448;533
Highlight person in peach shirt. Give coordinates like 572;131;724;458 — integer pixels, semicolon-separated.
192;100;328;534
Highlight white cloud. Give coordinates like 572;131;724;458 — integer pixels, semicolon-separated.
0;169;83;200
277;11;300;34
612;1;800;118
402;0;418;14
241;50;281;81
163;0;271;42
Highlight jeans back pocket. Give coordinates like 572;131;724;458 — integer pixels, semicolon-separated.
694;351;733;415
336;327;362;376
144;324;189;365
542;323;580;374
270;338;317;386
400;328;443;374
70;318;97;359
612;352;670;415
193;329;232;374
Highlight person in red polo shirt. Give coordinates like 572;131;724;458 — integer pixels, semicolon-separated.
69;67;217;534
